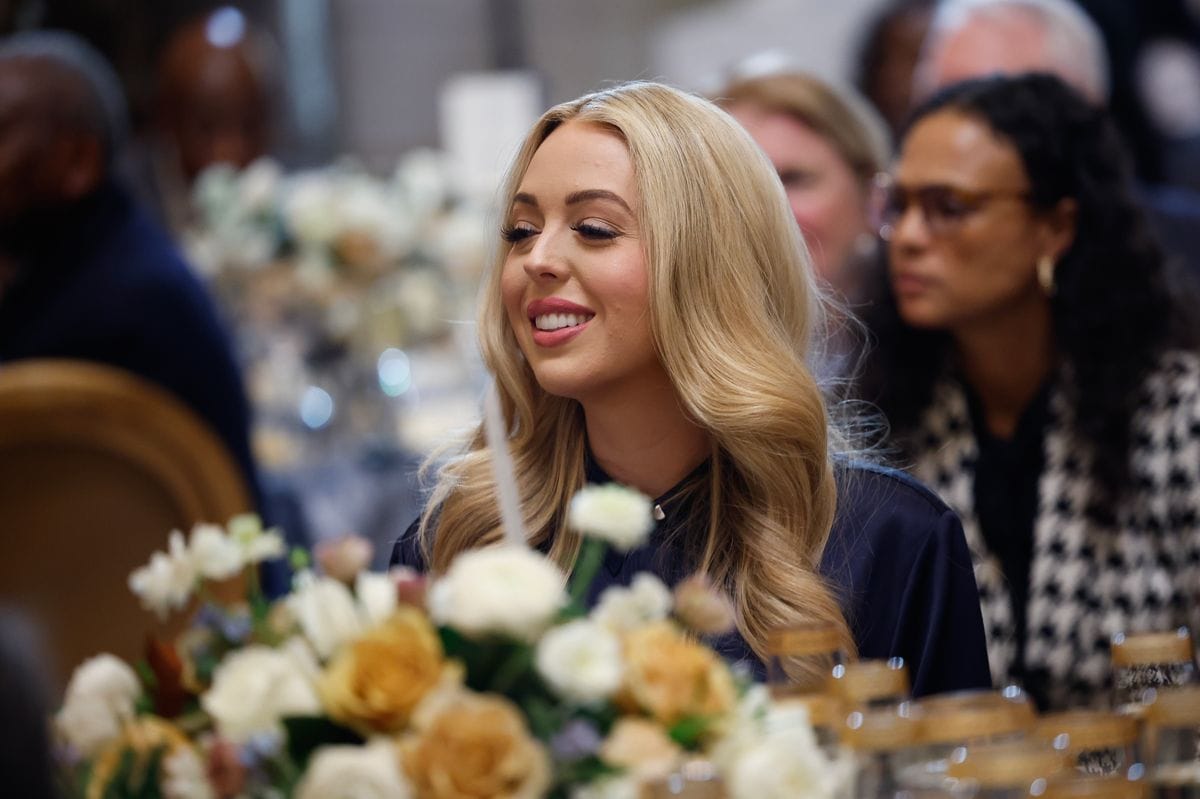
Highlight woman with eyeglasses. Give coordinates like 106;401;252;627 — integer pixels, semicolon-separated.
859;72;1200;711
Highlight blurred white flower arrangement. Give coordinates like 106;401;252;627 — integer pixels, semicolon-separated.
186;150;489;340
183;151;492;465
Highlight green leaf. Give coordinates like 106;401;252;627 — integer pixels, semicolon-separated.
668;715;714;750
282;715;364;768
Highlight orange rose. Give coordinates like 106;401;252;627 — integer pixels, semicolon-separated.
399;692;550;799
319;606;448;735
618;622;736;726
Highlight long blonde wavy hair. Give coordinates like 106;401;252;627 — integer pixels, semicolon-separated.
420;81;855;675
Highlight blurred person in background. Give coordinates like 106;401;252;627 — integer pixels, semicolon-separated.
913;0;1200;285
0;30;261;513
0;610;55;799
854;0;936;142
147;6;277;233
858;73;1200;711
717;71;891;306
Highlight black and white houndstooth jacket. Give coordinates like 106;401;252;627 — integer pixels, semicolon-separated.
905;350;1200;710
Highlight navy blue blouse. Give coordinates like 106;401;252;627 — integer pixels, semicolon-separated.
391;458;992;698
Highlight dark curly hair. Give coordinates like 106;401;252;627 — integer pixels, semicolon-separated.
858;72;1196;505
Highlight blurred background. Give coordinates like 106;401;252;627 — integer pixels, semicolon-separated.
4;0;1200;561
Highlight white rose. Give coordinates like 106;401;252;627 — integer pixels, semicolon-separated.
356;571;398;628
714;687;842;799
427;545;566;641
536;620;623;704
591;574;672;633
569;484;655;551
295;740;412;799
237;157;282;213
288;571;364;659
727;726;838;799
162;746;216;799
228;514;286;564
201;645;321;744
128;531;196;619
55;654;141;757
188;524;244;581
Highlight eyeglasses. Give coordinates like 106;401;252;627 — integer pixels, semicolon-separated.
877;180;1032;240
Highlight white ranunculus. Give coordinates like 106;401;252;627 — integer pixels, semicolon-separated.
536;619;623;704
227;514;286;564
569;484;655;551
55;654;141;757
591;573;672;633
295;740;412;799
162;746;216;799
356;571;398;628
201;644;321;744
427;545;566;641
188;524;244;581
287;571;364;660
128;531;196;619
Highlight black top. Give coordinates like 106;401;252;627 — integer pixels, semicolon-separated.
965;381;1051;694
391;458;993;698
0;179;260;506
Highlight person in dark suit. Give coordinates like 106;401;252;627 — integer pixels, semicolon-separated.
391;80;992;697
0;31;261;509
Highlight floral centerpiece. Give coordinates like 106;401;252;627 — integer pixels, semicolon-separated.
183;153;491;466
53;486;849;798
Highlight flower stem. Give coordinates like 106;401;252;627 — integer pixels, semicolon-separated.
567;538;608;609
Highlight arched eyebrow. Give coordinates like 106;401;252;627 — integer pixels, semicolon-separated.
511;189;632;214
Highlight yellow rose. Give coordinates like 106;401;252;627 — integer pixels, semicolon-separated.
600;718;683;780
319;606;448;735
618;622;736;726
399;692;550;799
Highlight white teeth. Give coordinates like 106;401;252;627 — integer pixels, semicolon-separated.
534;312;593;331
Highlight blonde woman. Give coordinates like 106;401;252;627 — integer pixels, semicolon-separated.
392;81;989;696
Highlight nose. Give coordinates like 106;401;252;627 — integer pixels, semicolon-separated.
521;225;571;281
886;202;932;252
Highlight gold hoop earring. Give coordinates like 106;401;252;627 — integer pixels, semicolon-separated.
1037;255;1056;297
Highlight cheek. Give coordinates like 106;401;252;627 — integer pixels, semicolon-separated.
499;259;527;330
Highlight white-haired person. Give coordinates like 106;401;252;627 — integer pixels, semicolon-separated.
391;81;991;696
913;0;1200;285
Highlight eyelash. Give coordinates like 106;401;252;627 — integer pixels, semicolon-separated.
499;222;619;243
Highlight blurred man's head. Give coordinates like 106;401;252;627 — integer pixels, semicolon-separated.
156;7;275;183
914;0;1108;104
0;32;124;229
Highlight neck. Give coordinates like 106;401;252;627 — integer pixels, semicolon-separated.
953;301;1055;439
583;375;710;499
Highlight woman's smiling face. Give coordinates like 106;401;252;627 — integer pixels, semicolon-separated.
500;120;662;404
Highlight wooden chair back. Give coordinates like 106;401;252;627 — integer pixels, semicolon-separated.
0;359;251;692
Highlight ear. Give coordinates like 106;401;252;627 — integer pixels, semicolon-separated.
1039;197;1078;262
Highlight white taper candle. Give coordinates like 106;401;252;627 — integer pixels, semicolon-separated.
483;380;526;546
